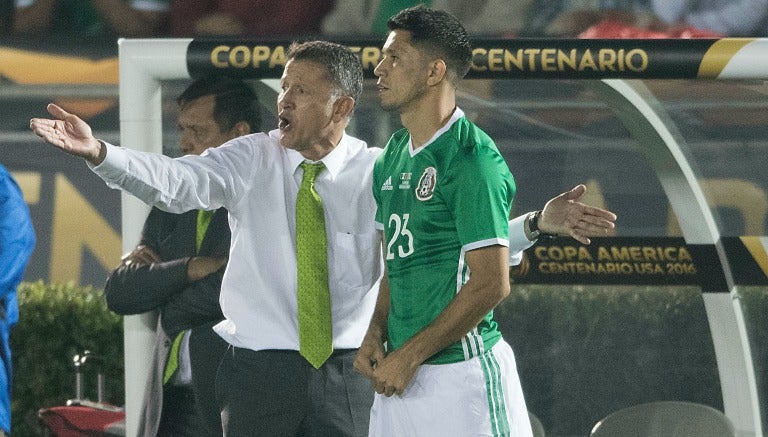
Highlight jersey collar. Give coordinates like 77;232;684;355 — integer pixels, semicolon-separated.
409;107;465;157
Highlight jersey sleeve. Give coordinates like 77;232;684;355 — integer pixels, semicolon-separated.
444;145;515;252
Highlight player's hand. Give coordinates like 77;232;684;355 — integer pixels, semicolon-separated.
369;349;419;397
353;335;386;379
30;103;105;164
121;244;161;267
539;184;617;244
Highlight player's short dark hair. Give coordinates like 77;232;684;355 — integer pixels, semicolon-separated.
388;5;472;82
177;75;261;133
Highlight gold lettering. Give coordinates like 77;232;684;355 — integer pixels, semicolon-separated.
360;47;381;70
577;246;593;261
251;46;270;68
229;46;250;68
536;245;594;262
504;49;524;71
625;48;648;72
269;46;286;68
610;246;630;261
598;49;617;71
523;48;541;71
578;49;597;71
563;246;578;260
471;48;488;72
548;246;564;261
540;48;557;71
617;49;625;70
468;46;651;74
642;246;659;261
211;45;230;68
488;48;504;72
557;49;577;70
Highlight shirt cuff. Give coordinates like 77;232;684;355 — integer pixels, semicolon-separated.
509;214;534;266
88;141;130;182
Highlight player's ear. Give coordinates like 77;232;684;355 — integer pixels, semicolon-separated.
426;59;447;86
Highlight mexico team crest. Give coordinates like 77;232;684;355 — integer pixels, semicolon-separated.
415;166;437;201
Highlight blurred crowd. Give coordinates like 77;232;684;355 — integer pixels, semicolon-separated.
0;0;766;40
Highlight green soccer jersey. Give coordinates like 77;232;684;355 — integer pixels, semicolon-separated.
373;110;516;364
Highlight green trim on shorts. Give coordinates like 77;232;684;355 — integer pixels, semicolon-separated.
480;349;510;436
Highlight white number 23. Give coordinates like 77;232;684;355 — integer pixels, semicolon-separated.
385;213;415;260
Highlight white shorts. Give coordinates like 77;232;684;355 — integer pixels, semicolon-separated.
368;339;533;437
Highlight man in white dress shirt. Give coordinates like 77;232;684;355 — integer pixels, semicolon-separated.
30;40;615;436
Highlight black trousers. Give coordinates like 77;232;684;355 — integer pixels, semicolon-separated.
189;323;229;436
216;347;373;437
158;385;209;436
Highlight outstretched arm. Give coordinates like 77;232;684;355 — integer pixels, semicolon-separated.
508;184;617;261
536;184;616;245
30;103;106;165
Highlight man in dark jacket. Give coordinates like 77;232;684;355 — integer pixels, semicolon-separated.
104;75;260;436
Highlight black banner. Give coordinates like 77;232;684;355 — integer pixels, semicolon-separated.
517;236;768;289
518;237;702;286
187;38;722;80
722;237;768;286
467;38;716;79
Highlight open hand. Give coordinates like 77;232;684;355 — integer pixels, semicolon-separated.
539;184;617;244
30;103;105;164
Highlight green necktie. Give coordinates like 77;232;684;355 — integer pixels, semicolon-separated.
296;162;333;369
163;331;185;385
163;209;214;384
196;209;215;253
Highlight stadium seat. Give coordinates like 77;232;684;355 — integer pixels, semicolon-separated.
529;410;546;437
589;401;735;437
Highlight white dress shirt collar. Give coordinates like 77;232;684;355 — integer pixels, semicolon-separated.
286;132;352;180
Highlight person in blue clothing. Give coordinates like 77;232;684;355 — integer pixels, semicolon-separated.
0;163;35;437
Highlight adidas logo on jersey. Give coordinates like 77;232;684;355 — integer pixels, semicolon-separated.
381;176;393;191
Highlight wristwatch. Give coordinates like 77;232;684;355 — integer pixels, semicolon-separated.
526;210;555;241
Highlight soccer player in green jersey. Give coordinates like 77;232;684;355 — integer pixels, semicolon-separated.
355;6;534;436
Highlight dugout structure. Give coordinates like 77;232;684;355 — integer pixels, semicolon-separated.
118;38;768;436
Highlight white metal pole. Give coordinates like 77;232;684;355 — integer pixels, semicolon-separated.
596;79;762;437
117;38;191;437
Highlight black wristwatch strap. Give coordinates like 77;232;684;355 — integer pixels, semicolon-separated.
529;210;556;241
530;210;543;234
